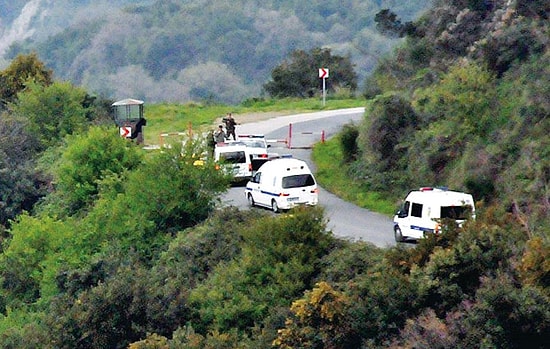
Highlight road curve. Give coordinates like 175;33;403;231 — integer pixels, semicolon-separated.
222;108;396;248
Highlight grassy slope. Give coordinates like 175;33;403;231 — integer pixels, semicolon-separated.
142;98;365;144
312;140;397;216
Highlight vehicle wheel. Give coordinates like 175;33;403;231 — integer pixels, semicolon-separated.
271;200;280;213
394;227;404;242
247;193;255;207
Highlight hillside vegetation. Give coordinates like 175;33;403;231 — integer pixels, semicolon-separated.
0;0;548;348
2;0;429;104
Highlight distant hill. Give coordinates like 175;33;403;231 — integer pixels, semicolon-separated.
0;0;430;104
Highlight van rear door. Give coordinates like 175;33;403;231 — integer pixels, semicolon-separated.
278;173;318;208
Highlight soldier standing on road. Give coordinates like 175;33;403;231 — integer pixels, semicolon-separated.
223;112;237;141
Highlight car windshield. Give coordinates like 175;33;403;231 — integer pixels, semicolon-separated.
282;174;315;189
440;205;472;220
241;140;266;148
220;151;246;164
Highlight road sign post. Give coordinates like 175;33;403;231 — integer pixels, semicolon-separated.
319;68;329;106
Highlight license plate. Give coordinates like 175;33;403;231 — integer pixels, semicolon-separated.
287;197;299;202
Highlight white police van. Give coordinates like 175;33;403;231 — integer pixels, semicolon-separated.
393;187;475;242
245;158;318;212
214;144;253;182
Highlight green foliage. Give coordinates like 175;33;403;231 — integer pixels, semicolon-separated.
144;208;250;334
42;126;143;216
375;9;417;38
413;61;499;138
481;20;545;76
0;113;45;227
11;81;91;149
362;93;418;172
312;136;397;215
264;48;358;98
189;206;335;334
519;237;550;290
0;214;79;306
338;122;359;163
0;52;53;109
15;1;429;104
81;141;228;258
273;281;360;349
451;273;550;348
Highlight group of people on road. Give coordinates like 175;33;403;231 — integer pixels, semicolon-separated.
208;113;238;154
213;112;238;143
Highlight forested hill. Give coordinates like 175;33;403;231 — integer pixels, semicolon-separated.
358;0;548;224
0;0;430;104
0;1;548;348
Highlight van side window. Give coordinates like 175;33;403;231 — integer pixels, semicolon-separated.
411;203;423;217
441;205;470;219
252;172;261;183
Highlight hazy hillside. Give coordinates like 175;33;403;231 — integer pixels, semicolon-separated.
1;0;431;104
0;1;548;348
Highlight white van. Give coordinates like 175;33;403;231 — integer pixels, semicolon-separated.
214;144;253;181
393;187;475;242
245;158;319;212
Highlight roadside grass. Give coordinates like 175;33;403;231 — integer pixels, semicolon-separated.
143;97;365;144
312;138;397;216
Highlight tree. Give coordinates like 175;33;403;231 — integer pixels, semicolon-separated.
0;52;53;110
11;81;91;150
42;126;143;217
374;9;417;38
0;113;45;228
264;48;357;98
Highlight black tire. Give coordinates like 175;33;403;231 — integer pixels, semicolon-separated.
394;226;404;242
247;193;255;207
271;199;280;213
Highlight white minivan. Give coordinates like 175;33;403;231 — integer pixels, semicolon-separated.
245;158;319;212
393;187;475;242
214;144;253;181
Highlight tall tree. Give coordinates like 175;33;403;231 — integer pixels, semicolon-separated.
263;47;357;98
11;81;90;150
0;52;53;110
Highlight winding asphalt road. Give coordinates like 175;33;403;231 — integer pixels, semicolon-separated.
220;108;396;248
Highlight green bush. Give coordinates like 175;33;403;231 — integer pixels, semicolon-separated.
42;126;143;216
189;206;336;335
338;122;359;163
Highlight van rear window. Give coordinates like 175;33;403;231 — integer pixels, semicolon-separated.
440;205;471;220
220;151;246;164
282;174;315;188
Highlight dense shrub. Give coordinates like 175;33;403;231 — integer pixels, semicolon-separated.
338;122;359;163
189;206;335;335
39;126;143;217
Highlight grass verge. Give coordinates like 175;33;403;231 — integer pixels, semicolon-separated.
143;97;366;144
312;138;397;216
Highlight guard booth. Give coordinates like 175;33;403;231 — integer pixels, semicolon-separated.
112;98;147;144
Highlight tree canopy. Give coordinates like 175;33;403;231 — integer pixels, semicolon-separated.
263;47;357;98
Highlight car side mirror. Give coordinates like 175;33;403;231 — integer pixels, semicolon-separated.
396;209;408;218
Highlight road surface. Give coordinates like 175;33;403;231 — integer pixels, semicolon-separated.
221;108;396;248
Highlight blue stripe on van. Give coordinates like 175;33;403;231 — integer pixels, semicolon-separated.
244;187;280;197
260;190;280;197
411;225;434;233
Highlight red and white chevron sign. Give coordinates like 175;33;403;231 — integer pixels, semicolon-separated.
120;126;132;138
318;68;329;79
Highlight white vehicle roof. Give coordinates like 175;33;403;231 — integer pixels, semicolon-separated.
257;158;311;173
406;187;474;207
